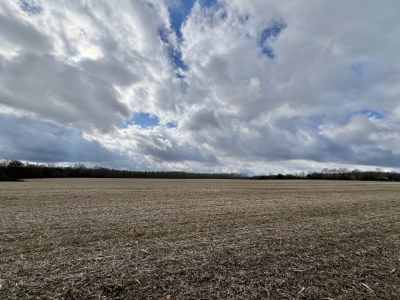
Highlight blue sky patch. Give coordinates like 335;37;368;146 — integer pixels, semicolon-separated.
164;0;221;74
359;109;384;119
167;0;218;39
158;28;188;74
219;10;228;21
351;62;364;76
341;109;384;125
167;122;178;129
158;28;169;44
261;46;275;59
19;0;43;15
124;113;160;128
259;22;287;58
307;114;327;125
169;48;188;71
200;0;218;9
123;113;177;129
168;0;197;39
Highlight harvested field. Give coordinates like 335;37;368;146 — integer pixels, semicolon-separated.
1;179;400;299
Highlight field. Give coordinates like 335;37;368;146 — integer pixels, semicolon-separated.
1;179;400;299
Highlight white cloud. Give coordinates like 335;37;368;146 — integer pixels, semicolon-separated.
1;0;400;173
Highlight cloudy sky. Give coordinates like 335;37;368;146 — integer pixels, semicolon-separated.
1;0;400;175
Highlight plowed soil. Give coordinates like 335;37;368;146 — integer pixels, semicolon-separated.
1;179;399;299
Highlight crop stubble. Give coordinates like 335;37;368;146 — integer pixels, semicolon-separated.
0;179;399;299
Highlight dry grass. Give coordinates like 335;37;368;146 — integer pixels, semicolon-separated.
1;179;399;299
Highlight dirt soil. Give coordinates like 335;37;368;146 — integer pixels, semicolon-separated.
1;179;399;299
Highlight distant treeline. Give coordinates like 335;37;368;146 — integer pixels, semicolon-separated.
0;160;247;181
1;159;399;182
251;167;400;181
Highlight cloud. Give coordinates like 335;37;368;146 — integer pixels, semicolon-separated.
0;8;51;53
183;108;221;131
0;52;132;132
1;0;400;173
0;113;124;165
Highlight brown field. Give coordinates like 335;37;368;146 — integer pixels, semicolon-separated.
1;179;400;299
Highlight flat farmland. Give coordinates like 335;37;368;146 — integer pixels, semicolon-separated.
1;179;400;299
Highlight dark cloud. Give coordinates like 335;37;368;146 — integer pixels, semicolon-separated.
0;53;131;132
80;57;140;87
145;141;218;164
0;12;51;52
0;114;121;163
185;108;221;131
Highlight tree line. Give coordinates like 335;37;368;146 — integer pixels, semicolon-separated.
1;159;399;182
251;167;400;181
0;159;247;181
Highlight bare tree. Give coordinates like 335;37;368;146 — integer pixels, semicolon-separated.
321;168;329;174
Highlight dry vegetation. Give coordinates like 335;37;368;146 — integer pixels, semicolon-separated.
1;179;400;299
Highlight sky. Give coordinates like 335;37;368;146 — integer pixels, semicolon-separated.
1;0;400;175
